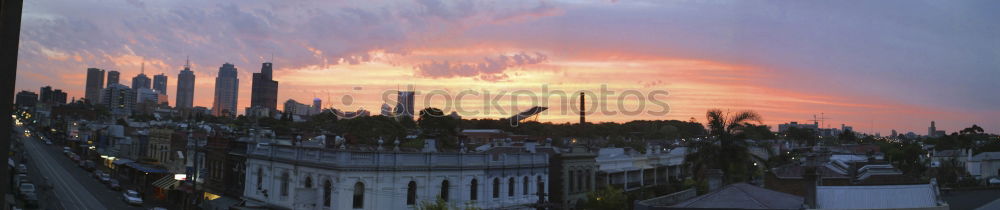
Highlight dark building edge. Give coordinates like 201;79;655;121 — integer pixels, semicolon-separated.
0;0;25;207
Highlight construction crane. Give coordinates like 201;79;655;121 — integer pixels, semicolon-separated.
807;113;831;129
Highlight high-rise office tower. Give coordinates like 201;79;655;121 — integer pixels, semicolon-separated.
928;121;937;137
39;86;53;104
212;63;239;117
313;98;322;114
153;73;168;95
176;59;196;109
52;89;67;105
394;90;415;119
85;68;105;104
102;83;136;117
132;63;151;90
15;91;38;108
250;62;279;111
107;70;120;88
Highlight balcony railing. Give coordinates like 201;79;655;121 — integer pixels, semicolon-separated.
247;144;548;169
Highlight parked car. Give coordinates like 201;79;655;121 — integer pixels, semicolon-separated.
19;183;38;208
122;190;143;206
18;183;36;200
81;160;96;171
15;164;27;174
99;173;111;183
44;140;52;145
93;170;105;179
13;175;29;190
108;179;121;191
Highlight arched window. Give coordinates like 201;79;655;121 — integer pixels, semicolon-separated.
523;176;529;195
577;170;583;193
323;180;332;207
569;170;575;192
470;179;479;201
537;176;545;197
440;180;450;201
256;167;263;190
407;181;417;205
280;172;289;196
353;182;365;209
492;178;500;198
305;176;313;188
585;171;591;191
508;177;515;197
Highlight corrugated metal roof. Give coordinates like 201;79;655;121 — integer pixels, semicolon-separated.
672;183;803;209
817;184;939;209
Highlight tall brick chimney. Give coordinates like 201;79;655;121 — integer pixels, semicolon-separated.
579;92;585;125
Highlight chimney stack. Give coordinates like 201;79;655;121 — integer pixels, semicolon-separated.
803;153;820;208
579;92;585;125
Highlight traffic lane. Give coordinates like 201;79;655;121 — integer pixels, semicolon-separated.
23;148;65;210
17;130;103;210
27;131;148;210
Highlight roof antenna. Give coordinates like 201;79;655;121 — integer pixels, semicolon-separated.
141;62;145;74
185;55;190;69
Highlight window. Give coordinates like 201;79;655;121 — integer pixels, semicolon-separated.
280;172;289;196
353;182;365;209
440;180;450;201
492;178;500;198
256;167;263;190
508;177;515;197
323;180;332;207
537;176;545;197
523;177;529;195
470;179;478;201
569;171;575;192
305;176;313;188
407;181;417;205
577;170;583;193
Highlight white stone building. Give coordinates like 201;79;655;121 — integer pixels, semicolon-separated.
595;146;686;192
243;144;549;210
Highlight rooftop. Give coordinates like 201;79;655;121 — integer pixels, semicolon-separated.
816;184;942;209
671;183;803;209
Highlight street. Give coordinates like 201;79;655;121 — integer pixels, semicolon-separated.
15;125;148;210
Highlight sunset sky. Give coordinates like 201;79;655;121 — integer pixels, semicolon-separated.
14;0;1000;134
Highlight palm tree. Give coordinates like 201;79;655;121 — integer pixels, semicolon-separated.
685;109;762;184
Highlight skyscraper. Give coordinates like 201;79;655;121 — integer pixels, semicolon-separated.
15;91;38;108
132;63;151;90
85;68;105;104
153;73;168;95
52;89;67;105
394;91;415;119
313;98;322;114
107;70;120;88
249;62;279;112
176;59;196;109
39;86;53;104
928;121;936;137
212;63;239;117
102;83;135;117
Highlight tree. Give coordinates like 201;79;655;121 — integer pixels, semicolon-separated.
784;127;817;146
582;187;628;210
685;109;761;184
418;107;460;149
838;130;858;144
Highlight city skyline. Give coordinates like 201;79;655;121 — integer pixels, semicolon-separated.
12;0;1000;134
